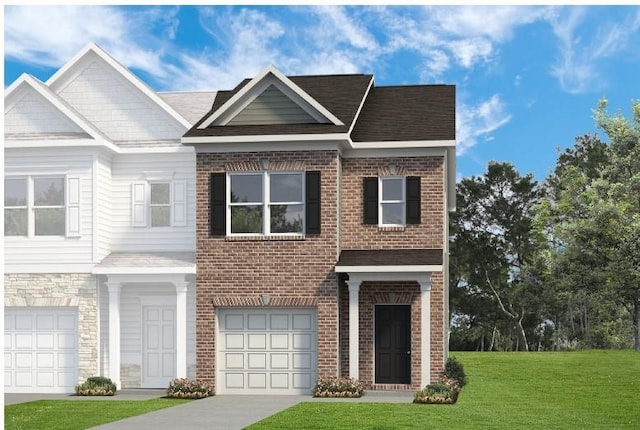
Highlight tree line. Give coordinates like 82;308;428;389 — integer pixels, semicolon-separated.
450;100;640;352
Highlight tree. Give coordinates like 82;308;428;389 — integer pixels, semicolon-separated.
450;162;545;351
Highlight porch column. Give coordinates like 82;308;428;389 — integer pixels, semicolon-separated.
106;281;122;389
419;275;432;387
347;277;361;380
175;281;189;379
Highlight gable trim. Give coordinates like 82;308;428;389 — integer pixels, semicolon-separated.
198;65;344;128
5;74;110;144
46;42;191;129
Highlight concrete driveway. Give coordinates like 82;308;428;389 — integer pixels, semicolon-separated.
5;390;414;429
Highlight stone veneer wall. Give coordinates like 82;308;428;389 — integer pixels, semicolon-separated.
4;273;98;383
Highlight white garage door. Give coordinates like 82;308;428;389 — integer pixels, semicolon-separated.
4;308;78;393
217;308;317;394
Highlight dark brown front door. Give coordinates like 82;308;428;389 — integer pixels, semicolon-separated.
375;305;411;384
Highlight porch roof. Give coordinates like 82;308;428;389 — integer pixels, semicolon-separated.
92;252;196;275
335;249;443;273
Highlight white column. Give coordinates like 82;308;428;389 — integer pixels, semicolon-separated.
106;281;122;389
419;275;432;387
347;277;361;380
175;281;189;379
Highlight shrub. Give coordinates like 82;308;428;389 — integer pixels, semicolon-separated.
75;376;116;396
313;376;364;398
444;356;467;388
166;378;215;399
413;383;458;404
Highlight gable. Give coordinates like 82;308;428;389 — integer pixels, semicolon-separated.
5;87;86;137
228;84;317;126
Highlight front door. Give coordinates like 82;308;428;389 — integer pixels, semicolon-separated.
375;305;411;384
142;305;176;388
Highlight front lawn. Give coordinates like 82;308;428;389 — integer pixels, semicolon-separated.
4;398;190;430
249;350;640;429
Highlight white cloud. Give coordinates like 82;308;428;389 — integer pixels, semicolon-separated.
547;6;640;94
4;5;178;80
456;95;512;155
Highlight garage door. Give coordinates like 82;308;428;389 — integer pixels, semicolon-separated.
217;308;317;394
4;308;78;393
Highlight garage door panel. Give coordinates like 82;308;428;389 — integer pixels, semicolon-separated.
5;308;79;393
248;334;267;349
270;314;288;330
37;352;54;368
15;334;33;348
58;334;75;349
36;315;54;330
36;334;54;349
15;315;33;330
218;308;317;394
293;373;312;389
270;334;288;349
293;333;312;349
248;314;266;330
225;314;244;330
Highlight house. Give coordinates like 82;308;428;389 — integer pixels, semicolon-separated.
182;66;455;394
3;43;215;393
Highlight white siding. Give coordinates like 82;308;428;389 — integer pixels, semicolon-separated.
110;152;196;252
56;58;186;142
4;150;93;266
229;85;316;125
5;89;85;136
96;155;113;261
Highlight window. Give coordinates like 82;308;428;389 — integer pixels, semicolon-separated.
363;176;421;226
150;183;171;227
131;181;187;228
4;176;75;237
4;178;28;236
380;177;405;225
228;172;305;235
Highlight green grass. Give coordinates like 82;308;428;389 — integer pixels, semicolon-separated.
4;398;190;430
249;350;640;429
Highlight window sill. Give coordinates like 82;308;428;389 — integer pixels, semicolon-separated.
225;234;306;242
378;225;406;232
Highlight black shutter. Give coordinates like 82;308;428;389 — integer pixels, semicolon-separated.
406;176;421;225
306;171;321;234
363;177;378;224
210;173;226;236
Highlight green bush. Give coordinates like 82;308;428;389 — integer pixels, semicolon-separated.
413;383;457;404
75;376;116;396
166;378;215;399
313;376;364;398
444;356;467;388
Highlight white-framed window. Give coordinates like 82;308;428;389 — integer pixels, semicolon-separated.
228;171;305;235
379;176;405;226
4;176;79;237
131;180;187;228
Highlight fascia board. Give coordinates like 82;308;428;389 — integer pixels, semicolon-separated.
334;265;443;273
182;133;350;145
199;65;344;128
46;42;191;129
342;147;447;158
349;140;456;149
92;265;197;275
3;138;120;153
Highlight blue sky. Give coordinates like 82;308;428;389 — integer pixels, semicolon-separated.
4;5;640;182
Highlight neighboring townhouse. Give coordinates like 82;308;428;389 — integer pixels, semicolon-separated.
3;43;215;393
182;66;455;394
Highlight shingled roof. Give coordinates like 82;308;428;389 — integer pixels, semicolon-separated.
183;70;455;143
186;74;373;137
